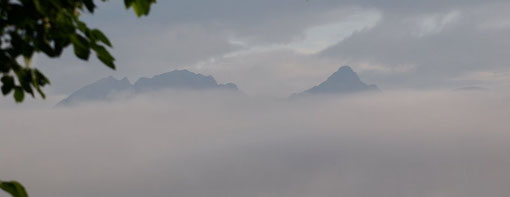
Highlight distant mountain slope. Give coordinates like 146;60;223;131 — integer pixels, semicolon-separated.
57;70;238;106
56;76;132;106
293;66;378;97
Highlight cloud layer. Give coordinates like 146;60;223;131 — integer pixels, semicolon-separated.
2;89;510;197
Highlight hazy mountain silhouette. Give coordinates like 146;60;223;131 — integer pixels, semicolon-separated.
57;70;238;106
56;76;133;106
292;66;378;97
134;69;238;93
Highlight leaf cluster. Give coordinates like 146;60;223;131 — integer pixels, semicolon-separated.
0;0;155;102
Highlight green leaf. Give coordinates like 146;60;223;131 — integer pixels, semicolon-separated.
125;0;155;17
1;76;15;95
93;45;116;69
0;181;28;197
124;0;134;8
76;21;88;32
83;0;97;13
70;34;91;60
34;69;51;85
35;85;46;99
91;29;112;47
14;69;34;97
31;69;47;99
14;87;25;103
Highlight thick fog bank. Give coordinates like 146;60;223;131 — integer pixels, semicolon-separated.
1;90;510;197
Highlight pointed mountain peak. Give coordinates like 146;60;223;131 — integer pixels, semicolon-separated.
293;65;379;97
324;65;362;84
336;65;354;73
332;65;357;76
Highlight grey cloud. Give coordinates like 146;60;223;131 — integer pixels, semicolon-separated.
1;90;510;197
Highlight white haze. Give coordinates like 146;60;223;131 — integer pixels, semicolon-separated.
1;89;510;197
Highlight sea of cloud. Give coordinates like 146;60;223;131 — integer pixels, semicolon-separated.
1;89;510;197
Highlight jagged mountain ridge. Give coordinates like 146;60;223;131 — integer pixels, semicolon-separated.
134;69;237;93
57;69;238;106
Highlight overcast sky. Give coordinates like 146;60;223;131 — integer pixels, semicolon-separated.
21;0;509;101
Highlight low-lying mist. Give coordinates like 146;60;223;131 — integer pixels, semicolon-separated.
1;89;510;197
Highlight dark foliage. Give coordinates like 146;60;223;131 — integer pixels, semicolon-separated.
0;0;155;102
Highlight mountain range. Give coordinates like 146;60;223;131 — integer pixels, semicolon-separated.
57;66;378;106
56;69;238;106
